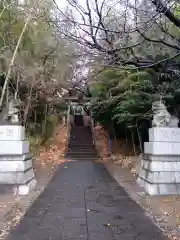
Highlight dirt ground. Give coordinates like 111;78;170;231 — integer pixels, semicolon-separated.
94;125;180;240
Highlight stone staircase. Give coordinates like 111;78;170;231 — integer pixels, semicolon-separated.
65;126;97;160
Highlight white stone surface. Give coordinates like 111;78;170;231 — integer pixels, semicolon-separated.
144;154;180;162
138;126;180;195
159;184;179;195
137;177;180;195
144;142;180;155
0;125;36;196
0;159;32;172
0;168;34;184
141;159;180;171
0;126;25;141
0;153;32;161
14;178;37;196
137;177;158;195
149;127;180;142
139;169;180;183
0;141;29;155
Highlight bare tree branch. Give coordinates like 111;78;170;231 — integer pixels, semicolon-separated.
152;0;180;28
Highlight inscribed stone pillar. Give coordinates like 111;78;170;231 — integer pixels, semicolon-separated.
0;125;36;195
137;127;180;195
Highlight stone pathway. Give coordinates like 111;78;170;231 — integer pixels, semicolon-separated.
6;161;169;240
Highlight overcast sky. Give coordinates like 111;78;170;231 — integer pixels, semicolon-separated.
55;0;87;22
56;0;67;9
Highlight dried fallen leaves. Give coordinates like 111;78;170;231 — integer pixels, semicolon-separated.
110;154;139;176
94;124;180;240
0;125;68;239
0;204;24;239
94;125;109;158
35;125;68;172
93;125;139;175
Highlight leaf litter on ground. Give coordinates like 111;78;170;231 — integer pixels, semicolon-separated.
93;124;180;240
35;125;68;173
0;124;68;239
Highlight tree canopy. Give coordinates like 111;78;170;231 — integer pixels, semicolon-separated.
1;0;180;146
0;0;80;131
54;0;180;146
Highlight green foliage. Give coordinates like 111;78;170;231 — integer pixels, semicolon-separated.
90;64;180;144
0;0;77;143
174;3;180;17
91;68;155;127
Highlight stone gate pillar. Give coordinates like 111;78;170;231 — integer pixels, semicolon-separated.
0;125;36;195
137;100;180;195
137;127;180;195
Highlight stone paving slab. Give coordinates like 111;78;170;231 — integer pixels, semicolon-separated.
6;161;169;240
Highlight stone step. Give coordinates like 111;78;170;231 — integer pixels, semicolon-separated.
68;143;93;147
67;150;96;154
68;144;95;147
67;147;95;151
70;135;92;139
70;131;92;134
67;125;97;161
67;150;97;154
70;132;92;136
68;143;95;149
66;153;97;158
70;140;93;143
69;140;93;143
70;133;92;136
70;134;92;137
67;148;95;151
64;156;97;161
71;135;92;139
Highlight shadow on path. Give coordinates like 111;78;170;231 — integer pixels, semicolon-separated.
6;160;169;240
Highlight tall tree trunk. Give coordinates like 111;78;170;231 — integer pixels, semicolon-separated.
0;16;30;109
